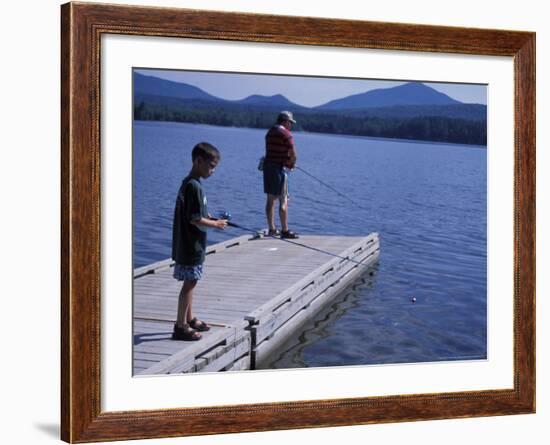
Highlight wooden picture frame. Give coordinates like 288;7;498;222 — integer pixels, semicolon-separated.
61;2;535;442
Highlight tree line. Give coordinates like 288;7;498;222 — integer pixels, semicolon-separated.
134;101;487;146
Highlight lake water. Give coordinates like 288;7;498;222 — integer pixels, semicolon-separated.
133;120;487;368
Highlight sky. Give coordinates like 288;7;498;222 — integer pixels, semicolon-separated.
136;68;487;107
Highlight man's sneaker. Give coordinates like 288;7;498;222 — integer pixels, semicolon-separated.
281;230;299;239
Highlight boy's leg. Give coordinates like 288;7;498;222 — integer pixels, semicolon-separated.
187;298;193;325
176;279;197;329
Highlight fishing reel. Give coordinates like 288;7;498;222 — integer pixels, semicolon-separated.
218;211;232;221
215;211;259;235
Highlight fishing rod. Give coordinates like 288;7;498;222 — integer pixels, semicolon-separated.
294;165;371;213
214;212;373;268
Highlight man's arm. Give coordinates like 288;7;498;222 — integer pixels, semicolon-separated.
285;132;297;169
287;145;297;169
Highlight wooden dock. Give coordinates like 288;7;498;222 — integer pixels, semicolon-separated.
133;232;380;376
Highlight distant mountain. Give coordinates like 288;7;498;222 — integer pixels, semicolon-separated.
235;94;303;109
134;72;220;102
316;82;462;110
133;74;486;145
134;72;303;110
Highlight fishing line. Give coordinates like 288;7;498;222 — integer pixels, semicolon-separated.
211;164;375;267
216;214;373;268
294;165;371;213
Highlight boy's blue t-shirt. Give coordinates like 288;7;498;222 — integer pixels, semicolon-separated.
171;176;208;266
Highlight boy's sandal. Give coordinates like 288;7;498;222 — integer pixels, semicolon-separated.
172;324;202;341
188;317;211;332
267;229;281;236
281;230;299;239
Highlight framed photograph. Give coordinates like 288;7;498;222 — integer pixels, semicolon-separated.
61;2;535;442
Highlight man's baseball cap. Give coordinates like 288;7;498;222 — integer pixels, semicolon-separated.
278;110;296;124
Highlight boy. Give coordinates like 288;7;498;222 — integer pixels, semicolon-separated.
171;142;227;341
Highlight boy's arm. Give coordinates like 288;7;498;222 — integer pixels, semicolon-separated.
183;181;226;229
191;217;227;230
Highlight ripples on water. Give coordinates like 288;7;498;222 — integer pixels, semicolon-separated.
133;121;487;367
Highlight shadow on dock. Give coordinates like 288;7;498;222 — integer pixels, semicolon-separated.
134;331;172;345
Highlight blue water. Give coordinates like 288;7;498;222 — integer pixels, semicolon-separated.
133;120;487;367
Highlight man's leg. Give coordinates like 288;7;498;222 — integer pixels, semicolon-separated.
279;172;289;232
279;174;298;238
265;194;278;231
279;194;289;232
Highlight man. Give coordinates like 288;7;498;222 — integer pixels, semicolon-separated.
263;111;299;239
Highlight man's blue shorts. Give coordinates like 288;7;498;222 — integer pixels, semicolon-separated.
263;161;288;197
173;264;203;281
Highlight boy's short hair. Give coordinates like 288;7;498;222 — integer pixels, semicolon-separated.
192;142;220;163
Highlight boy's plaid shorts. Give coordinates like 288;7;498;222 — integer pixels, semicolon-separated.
173;263;203;281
